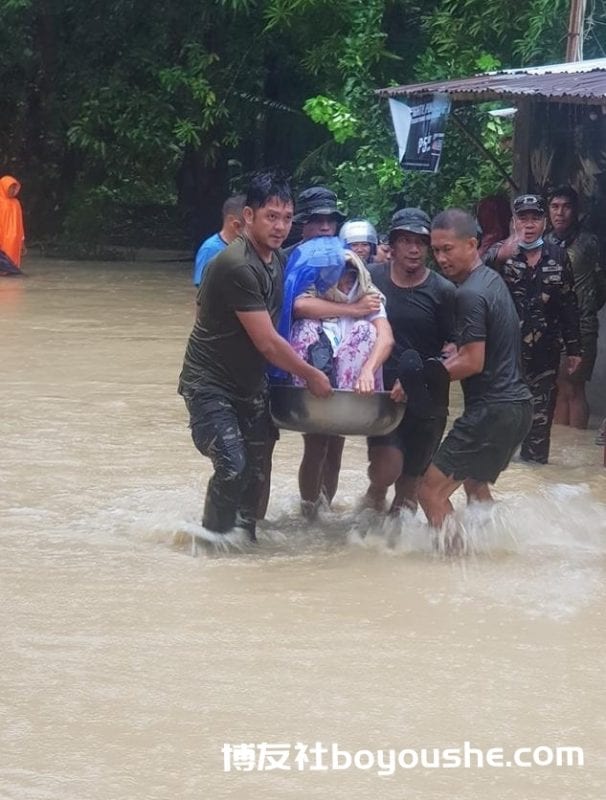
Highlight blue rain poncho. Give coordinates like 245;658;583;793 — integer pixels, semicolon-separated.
278;236;347;338
269;236;347;383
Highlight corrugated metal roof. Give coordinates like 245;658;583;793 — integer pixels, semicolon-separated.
377;59;606;105
502;57;606;75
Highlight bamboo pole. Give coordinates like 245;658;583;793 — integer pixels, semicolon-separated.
566;0;586;62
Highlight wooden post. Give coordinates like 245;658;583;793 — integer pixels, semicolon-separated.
566;0;586;62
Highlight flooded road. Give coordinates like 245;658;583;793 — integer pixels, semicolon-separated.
1;258;605;800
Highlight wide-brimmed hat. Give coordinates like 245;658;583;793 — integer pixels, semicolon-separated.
513;194;546;216
389;207;431;240
293;186;346;224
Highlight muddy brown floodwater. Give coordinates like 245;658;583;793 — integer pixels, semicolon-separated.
1;257;605;800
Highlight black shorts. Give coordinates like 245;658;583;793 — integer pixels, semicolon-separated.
433;401;533;484
368;411;447;478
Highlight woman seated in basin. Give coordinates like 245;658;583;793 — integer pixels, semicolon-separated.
277;236;394;518
289;250;392;392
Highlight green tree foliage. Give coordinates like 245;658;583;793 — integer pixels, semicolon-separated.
298;0;407;224
416;0;570;79
0;0;330;236
301;0;579;223
404;0;571;211
0;0;604;240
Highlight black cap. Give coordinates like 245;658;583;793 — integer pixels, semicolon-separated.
293;186;346;224
389;207;431;239
513;194;546;215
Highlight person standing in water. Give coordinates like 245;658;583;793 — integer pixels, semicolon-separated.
419;209;533;533
192;194;245;287
280;186;350;515
484;194;581;464
0;176;25;275
545;186;605;429
178;172;331;544
286;239;393;518
363;208;455;515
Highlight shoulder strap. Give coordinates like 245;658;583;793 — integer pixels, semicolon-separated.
541;239;567;264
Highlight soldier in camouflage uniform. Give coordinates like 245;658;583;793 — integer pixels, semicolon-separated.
546;186;606;429
484;194;582;464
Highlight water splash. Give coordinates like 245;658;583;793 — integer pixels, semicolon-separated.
347;483;606;559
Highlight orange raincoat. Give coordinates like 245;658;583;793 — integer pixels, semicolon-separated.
0;176;25;268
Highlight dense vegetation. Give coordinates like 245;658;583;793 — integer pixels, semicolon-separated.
0;0;603;245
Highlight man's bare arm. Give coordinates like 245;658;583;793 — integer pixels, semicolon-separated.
443;341;485;381
235;309;331;397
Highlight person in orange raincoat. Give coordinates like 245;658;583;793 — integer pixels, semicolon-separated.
0;175;25;275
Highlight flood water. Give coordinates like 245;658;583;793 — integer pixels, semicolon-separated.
1;257;605;800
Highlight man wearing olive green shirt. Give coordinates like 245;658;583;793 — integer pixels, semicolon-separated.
546;186;606;429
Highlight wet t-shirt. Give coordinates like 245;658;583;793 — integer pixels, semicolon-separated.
370;263;455;389
178;235;284;399
455;264;531;407
545;228;601;339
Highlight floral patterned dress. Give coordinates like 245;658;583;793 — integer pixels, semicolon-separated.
289;270;386;391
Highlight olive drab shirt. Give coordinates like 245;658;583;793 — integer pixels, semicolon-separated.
178;235;284;400
545;228;604;340
484;240;581;367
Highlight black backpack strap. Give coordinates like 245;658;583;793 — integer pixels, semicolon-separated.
541;239;568;265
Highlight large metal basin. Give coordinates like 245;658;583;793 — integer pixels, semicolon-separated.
269;385;405;436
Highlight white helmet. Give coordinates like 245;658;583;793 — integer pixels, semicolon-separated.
339;219;378;247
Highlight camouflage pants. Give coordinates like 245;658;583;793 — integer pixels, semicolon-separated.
183;389;270;537
520;364;558;464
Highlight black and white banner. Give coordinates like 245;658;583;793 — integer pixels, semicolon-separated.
389;94;451;173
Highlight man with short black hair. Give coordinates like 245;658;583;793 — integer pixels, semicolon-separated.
546;185;605;429
484;194;582;463
419;209;533;531
179;172;331;544
192;194;245;286
363;207;455;514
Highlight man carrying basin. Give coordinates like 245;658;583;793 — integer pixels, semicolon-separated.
178;172;331;545
276;236;394;518
261;185;353;517
363;208;456;515
419;210;533;540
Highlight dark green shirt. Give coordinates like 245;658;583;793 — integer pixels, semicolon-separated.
178;235;284;399
545;228;601;339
